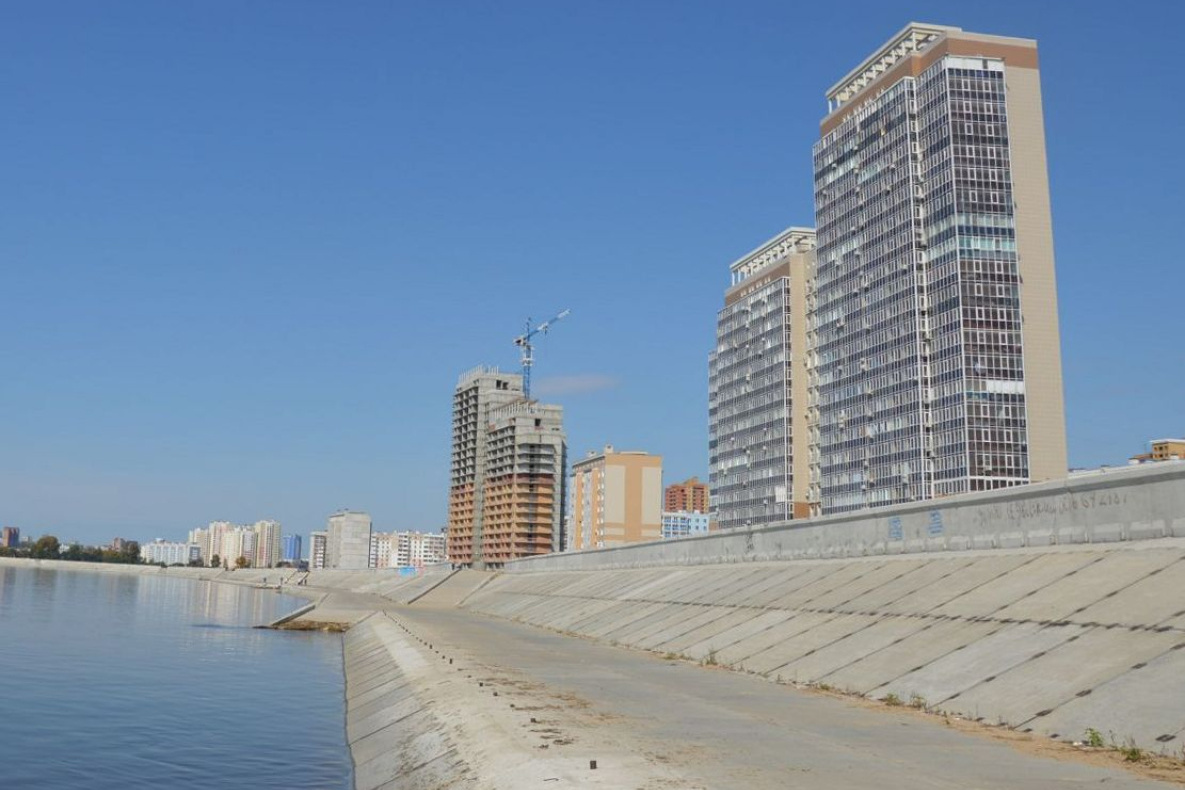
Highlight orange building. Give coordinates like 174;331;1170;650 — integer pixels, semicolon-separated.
1130;438;1185;465
664;476;709;513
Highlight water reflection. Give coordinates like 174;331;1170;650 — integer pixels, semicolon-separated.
0;565;351;790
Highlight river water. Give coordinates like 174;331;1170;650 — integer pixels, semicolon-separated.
0;565;352;789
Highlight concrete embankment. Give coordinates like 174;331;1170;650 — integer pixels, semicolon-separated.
467;540;1185;752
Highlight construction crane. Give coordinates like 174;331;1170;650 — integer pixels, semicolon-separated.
513;308;570;400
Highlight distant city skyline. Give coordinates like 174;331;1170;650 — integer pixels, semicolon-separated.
3;2;1183;544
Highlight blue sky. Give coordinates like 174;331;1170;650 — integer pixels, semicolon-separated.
4;1;1182;545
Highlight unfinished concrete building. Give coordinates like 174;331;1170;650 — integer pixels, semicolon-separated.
448;366;567;568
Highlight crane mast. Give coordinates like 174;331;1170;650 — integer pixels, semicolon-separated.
513;308;570;400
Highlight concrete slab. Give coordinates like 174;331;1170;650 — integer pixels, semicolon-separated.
353;726;452;790
347;693;425;743
1035;644;1185;747
777;615;935;684
743;565;833;608
805;560;929;611
1071;558;1185;627
743;614;879;678
600;603;688;643
580;601;672;638
949;627;1184;729
642;607;744;652
876;623;1085;708
681;609;797;661
683;567;771;605
771;562;888;610
820;620;1003;694
881;554;1035;615
657;607;763;655
928;553;1099;619
626;605;722;649
718;611;839;666
713;568;790;606
351;707;438;766
838;557;976;613
992;549;1182;623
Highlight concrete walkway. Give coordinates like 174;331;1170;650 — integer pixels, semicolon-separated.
390;606;1178;789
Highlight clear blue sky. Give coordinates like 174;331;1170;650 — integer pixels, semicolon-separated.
4;1;1182;545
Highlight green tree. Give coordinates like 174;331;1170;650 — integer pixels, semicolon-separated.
209;554;221;569
235;555;249;569
63;543;85;562
30;535;60;559
117;541;140;564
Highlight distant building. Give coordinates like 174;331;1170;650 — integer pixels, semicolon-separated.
252;520;282;568
399;531;447;567
220;528;256;567
664;477;709;514
282;534;302;563
326;511;372;569
110;537;128;552
569;446;662;551
661;511;711;540
141;540;200;565
1;527;19;548
1131;438;1185;465
309;531;328;570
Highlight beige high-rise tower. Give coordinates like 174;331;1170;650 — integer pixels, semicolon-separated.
812;23;1067;512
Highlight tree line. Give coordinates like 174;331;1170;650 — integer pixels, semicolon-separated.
0;536;142;564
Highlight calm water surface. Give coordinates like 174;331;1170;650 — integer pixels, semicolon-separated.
0;565;352;789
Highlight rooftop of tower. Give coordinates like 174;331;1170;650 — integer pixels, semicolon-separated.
826;23;960;110
728;226;816;282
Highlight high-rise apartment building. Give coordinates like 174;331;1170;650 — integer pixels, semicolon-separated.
326;511;372;570
399;531;447;567
709;228;817;530
282;534;302;564
811;23;1067;512
663;477;709;513
448;367;567;568
448;367;529;566
569;446;662;550
220;528;256;567
1;526;19;548
252;520;282;569
370;530;448;568
309;531;328;569
480;401;567;566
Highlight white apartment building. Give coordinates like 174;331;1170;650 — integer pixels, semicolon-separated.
141;540;200;565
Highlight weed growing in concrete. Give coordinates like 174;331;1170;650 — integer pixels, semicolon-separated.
1084;728;1105;748
703;648;719;667
662;652;679;661
1119;739;1144;762
909;694;927;710
882;693;903;707
816;683;833;692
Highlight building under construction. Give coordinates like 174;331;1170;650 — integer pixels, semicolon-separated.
447;366;567;568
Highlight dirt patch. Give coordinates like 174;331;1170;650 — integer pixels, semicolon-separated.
271;619;350;632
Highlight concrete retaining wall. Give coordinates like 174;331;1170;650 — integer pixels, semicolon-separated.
506;463;1185;571
466;540;1185;751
